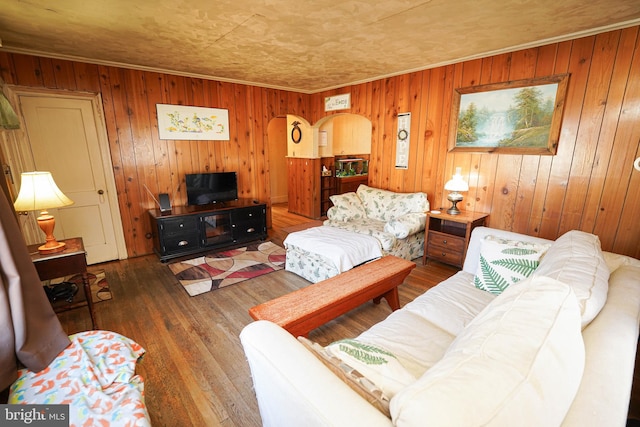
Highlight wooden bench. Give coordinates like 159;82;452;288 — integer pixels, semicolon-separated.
248;255;416;337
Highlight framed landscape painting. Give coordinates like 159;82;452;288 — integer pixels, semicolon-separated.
448;74;569;154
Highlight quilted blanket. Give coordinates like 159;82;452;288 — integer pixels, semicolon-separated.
9;330;150;427
284;225;382;273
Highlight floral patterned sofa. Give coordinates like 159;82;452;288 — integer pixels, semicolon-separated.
284;185;429;283
323;184;430;260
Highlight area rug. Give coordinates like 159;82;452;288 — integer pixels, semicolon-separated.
48;269;113;303
168;241;286;297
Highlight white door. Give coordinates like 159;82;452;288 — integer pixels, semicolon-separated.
14;91;125;265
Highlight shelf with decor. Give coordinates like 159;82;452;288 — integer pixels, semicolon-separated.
320;158;336;217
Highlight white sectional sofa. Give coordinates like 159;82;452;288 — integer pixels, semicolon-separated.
241;226;640;427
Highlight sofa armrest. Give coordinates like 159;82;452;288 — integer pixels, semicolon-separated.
384;213;426;239
561;265;640;426
240;321;393;427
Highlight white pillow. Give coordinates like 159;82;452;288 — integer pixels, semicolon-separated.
325;339;416;398
391;276;585;426
328;192;366;222
531;229;609;328
473;235;550;295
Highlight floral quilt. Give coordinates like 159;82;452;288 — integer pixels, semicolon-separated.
9;330;150;427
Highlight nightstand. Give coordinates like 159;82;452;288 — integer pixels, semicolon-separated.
422;211;489;268
29;237;97;329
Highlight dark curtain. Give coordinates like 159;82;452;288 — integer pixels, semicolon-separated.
0;188;70;391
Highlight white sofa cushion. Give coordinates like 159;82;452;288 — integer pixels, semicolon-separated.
473;235;550;295
531;229;609;328
390;276;585;427
328;192;366;222
356;271;495;378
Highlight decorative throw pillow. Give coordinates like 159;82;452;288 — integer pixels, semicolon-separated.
473;235;551;295
298;336;391;417
325;339;417;398
328;192;366;222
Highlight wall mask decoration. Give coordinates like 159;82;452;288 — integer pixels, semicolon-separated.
291;121;302;144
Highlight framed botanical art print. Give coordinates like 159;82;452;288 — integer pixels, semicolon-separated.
156;104;229;140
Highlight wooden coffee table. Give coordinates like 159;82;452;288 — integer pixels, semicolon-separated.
248;255;415;337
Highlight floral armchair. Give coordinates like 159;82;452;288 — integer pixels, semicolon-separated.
323;185;430;260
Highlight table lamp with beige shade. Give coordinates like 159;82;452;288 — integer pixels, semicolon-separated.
13;171;74;254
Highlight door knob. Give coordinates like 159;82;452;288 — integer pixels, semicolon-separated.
97;189;104;195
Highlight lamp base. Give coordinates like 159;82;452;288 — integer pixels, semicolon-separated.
36;211;66;254
446;192;463;215
446;205;461;215
38;241;66;254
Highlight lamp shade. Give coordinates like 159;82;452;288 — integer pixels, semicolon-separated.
13;171;74;212
444;168;469;192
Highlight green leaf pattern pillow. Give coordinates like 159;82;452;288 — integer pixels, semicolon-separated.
474;236;551;295
325;338;416;397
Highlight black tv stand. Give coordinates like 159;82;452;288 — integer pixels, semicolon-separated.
148;199;267;262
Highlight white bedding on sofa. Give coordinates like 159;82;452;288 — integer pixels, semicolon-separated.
355;271;495;377
283;226;382;273
391;276;585;426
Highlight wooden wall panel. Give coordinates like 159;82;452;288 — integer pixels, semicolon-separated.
310;27;640;259
1;26;639;259
0;52;309;257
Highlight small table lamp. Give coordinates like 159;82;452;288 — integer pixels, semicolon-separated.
13;171;74;254
444;167;469;215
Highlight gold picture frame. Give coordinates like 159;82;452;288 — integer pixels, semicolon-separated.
448;74;569;154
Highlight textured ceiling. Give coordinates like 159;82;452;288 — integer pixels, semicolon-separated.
1;0;640;93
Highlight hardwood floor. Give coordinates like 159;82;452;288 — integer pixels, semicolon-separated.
56;203;459;426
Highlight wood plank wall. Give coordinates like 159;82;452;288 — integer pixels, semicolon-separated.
0;53;309;257
311;27;640;259
1;25;639;259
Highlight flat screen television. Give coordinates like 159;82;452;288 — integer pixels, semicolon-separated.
186;172;238;206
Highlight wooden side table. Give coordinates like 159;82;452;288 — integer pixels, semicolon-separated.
422;211;489;268
29;237;97;329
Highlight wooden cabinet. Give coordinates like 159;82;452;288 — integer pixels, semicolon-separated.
336;175;368;194
30;237;97;329
287;157;321;219
422;211;489;268
320;175;336;217
148;200;267;262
